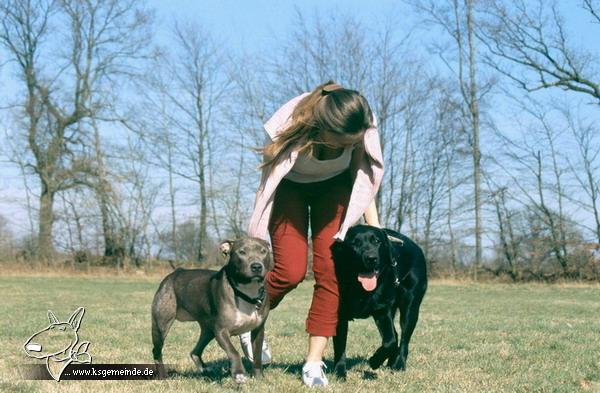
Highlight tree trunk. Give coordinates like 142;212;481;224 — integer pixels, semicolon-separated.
167;143;178;261
492;189;517;282
197;151;207;263
98;193;123;267
535;151;569;274
466;0;482;280
206;126;221;241
446;156;458;276
38;182;55;263
93;120;125;269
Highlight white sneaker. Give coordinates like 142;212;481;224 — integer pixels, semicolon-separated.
302;361;328;387
239;331;272;365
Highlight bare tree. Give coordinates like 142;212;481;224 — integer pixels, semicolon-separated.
480;0;600;104
391;89;421;233
439;89;470;275
58;190;85;253
410;0;486;277
91;118;127;266
584;0;600;23
129;58;183;260
368;20;418;217
487;185;520;281
1;0;68;261
142;21;230;263
372;48;435;233
465;0;484;278
120;139;160;265
218;130;248;238
420;125;448;265
491;97;575;276
2;136;37;237
561;106;600;244
437;89;469;275
0;0;152;261
0;214;15;259
267;8;374;101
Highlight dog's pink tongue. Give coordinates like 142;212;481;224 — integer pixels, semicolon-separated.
358;274;377;291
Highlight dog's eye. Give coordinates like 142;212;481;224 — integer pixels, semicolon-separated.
373;238;380;244
260;248;267;255
238;249;246;255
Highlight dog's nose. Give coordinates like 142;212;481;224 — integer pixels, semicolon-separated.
365;256;378;266
250;263;263;273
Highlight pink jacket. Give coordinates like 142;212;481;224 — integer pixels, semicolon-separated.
247;92;385;241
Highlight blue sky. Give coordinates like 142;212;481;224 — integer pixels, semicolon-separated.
148;0;404;52
147;0;599;54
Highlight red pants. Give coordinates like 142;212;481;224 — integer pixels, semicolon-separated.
267;171;352;337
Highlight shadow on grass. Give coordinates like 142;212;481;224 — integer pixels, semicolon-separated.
268;355;377;380
165;359;231;382
164;356;378;381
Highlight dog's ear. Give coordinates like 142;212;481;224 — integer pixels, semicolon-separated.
219;240;234;258
376;228;396;266
386;233;404;245
256;238;271;250
331;238;346;259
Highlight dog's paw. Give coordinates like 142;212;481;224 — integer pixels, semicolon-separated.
368;356;382;370
333;362;347;380
200;366;215;375
190;355;203;368
234;373;248;384
334;366;347;380
155;365;168;379
368;350;387;370
388;356;406;371
191;354;214;375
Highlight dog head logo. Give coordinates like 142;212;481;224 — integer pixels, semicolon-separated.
23;307;92;381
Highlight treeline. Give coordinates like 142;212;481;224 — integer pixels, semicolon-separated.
0;0;599;281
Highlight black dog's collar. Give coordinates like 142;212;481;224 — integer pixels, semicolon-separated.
226;273;266;309
391;257;401;287
390;256;411;287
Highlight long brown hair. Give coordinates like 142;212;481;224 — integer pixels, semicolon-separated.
258;80;373;169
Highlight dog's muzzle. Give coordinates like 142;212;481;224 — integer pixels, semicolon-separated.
250;262;264;274
362;255;379;270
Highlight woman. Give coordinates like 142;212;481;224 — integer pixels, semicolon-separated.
244;80;384;387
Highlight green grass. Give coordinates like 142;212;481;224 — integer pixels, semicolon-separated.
0;274;599;392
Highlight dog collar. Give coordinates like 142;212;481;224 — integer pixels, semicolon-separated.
226;273;266;309
390;256;411;287
391;257;401;287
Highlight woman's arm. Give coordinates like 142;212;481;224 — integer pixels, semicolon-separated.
364;199;381;228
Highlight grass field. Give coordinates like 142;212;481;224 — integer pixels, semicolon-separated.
0;273;599;393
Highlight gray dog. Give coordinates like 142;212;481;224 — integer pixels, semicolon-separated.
151;237;272;383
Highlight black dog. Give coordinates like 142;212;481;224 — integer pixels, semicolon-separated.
331;225;427;378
